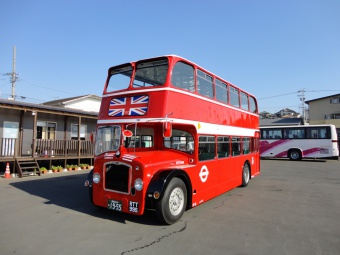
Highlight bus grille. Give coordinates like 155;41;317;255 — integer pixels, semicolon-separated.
104;163;130;193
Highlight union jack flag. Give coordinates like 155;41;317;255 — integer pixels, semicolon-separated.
108;95;149;117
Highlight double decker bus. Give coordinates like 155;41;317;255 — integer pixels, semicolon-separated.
85;55;260;224
260;124;339;160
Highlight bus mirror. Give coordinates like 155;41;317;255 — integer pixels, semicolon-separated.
163;121;172;138
123;130;133;137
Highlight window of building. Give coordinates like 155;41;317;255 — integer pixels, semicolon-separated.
171;61;195;92
330;98;340;104
197;70;214;98
37;121;56;139
71;124;86;140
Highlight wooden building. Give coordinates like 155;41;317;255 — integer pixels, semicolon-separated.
0;98;98;177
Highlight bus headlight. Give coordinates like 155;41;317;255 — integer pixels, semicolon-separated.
134;178;143;191
93;173;101;184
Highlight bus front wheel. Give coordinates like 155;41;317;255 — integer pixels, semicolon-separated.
289;149;302;161
241;163;250;187
156;177;187;225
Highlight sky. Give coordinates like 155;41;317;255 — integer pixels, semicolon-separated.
1;0;340;114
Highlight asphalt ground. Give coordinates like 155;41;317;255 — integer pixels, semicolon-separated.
0;159;339;255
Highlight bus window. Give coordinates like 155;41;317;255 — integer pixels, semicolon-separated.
215;79;228;103
107;65;133;92
284;128;305;139
261;128;282;139
231;137;241;156
197;70;214;98
133;58;168;87
240;92;249;111
199;136;215;161
171;61;195;92
164;129;194;154
230;86;240;108
217;136;230;158
243;137;250;154
306;127;329;139
249;96;257;113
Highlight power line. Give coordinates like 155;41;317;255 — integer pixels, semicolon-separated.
20;79;78;95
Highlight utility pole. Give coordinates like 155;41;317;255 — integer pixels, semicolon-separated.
4;46;18;100
298;89;306;123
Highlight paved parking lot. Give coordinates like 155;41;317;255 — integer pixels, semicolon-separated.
0;159;339;255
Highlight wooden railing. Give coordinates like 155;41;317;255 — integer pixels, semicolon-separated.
35;139;94;157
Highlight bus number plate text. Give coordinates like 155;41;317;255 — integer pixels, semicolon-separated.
107;200;122;211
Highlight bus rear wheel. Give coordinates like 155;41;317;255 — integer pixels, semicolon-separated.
289;149;302;161
241;163;250;187
156;177;187;225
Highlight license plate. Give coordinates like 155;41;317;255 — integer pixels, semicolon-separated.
107;200;122;211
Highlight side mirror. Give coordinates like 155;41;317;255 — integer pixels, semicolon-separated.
163;121;172;138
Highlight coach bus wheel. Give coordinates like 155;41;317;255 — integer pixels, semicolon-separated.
156;177;187;225
289;149;302;161
241;163;250;187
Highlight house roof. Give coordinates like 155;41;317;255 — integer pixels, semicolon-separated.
42;94;101;107
0;98;98;118
305;93;340;104
260;117;304;126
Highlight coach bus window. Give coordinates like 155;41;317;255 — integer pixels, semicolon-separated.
240;92;249;111
215;79;228;103
125;126;154;148
217;136;230;158
284;128;305;139
133;58;168;87
231;137;241;156
197;70;214;98
249;96;257;113
262;129;282;139
199;136;215;161
107;65;133;92
171;61;195;92
164;129;194;154
243;137;250;154
230;86;240;108
306;127;329;139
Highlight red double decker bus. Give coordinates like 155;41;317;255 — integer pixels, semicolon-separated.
85;55;260;224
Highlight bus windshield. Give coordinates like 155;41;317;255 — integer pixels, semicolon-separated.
133;58;168;87
95;125;121;155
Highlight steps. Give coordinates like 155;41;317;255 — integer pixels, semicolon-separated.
15;159;40;177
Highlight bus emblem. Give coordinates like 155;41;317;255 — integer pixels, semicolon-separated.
199;165;209;183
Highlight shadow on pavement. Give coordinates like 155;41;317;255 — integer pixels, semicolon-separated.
9;172;160;226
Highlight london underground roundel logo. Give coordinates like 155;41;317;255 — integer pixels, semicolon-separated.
199;165;209;183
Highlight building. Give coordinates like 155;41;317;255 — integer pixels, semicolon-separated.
0;97;99;177
305;93;340;136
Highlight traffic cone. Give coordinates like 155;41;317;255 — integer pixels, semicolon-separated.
4;163;11;179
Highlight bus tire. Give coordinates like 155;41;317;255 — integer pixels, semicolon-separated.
156;177;187;225
241;163;250;187
289;149;302;161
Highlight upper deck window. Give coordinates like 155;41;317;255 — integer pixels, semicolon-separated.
249;96;257;113
240;92;249;111
107;65;133;92
215;79;228;103
133;58;168;87
171;61;195;92
230;86;240;108
197;70;213;98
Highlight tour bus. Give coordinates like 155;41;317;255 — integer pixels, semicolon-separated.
85;55;260;224
260;124;339;160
